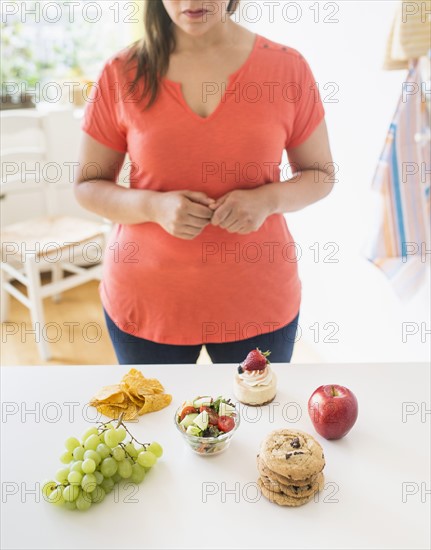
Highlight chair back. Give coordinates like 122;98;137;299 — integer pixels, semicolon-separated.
1;110;59;222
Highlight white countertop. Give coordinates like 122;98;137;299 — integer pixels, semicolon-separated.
1;362;430;550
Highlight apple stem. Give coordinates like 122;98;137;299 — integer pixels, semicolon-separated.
331;386;338;397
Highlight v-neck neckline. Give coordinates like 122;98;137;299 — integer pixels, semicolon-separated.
162;33;261;122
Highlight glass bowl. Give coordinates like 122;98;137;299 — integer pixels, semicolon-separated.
174;405;240;456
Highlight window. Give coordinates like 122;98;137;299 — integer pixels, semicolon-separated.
1;0;135;100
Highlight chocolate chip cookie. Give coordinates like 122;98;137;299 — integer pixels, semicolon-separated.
257;455;319;487
260;429;325;480
260;471;324;498
258;478;318;507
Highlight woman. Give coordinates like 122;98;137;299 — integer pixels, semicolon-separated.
75;0;334;365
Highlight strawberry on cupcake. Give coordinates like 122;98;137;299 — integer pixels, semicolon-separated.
233;349;277;406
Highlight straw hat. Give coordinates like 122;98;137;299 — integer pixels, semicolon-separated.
384;1;431;69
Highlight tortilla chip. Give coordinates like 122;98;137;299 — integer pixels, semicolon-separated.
89;400;129;410
121;369;165;396
121;387;146;408
120;402;140;420
95;402;140;421
135;378;165;395
121;369;144;386
90;384;125;404
139;393;172;415
89;368;171;421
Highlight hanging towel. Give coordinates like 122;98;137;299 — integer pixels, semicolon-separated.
384;1;431;70
366;58;431;299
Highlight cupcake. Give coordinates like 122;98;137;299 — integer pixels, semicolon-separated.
233;349;277;406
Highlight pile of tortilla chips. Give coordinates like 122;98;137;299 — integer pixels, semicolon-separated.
89;368;172;420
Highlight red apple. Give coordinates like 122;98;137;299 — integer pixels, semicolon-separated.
308;385;358;440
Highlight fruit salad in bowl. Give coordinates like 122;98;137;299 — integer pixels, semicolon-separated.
174;396;240;456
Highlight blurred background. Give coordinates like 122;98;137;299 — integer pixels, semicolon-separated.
1;0;430;365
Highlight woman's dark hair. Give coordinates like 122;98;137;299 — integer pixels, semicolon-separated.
124;0;240;110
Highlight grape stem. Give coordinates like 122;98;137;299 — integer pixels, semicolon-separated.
116;412;125;428
95;416;150;449
116;417;150;449
101;413;150;449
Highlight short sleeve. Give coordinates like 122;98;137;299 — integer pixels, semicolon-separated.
285;55;325;150
81;58;128;153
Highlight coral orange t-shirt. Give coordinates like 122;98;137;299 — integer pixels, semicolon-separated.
81;34;325;345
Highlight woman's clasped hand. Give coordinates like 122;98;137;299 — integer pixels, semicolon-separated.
153;186;273;240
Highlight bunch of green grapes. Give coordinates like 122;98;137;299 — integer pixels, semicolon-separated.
41;420;163;511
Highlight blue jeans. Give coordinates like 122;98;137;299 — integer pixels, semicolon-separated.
104;309;300;365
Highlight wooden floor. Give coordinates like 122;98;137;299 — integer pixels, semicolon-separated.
1;281;117;366
1;281;321;366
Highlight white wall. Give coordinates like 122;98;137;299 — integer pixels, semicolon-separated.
239;1;430;363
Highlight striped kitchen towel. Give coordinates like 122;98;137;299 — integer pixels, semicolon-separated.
365;58;430;299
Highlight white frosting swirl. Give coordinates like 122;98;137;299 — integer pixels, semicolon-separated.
238;366;272;387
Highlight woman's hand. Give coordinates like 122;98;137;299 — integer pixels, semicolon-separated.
153;190;215;240
209;187;274;234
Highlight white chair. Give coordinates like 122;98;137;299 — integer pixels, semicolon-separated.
1;109;109;361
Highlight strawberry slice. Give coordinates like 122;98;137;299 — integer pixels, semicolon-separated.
241;348;271;372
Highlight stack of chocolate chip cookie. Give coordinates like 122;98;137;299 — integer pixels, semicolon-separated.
257;429;326;506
